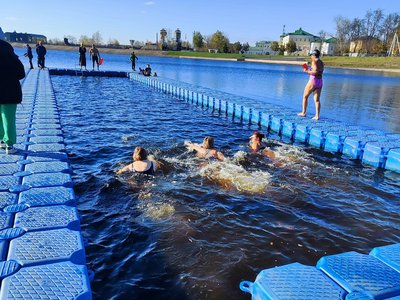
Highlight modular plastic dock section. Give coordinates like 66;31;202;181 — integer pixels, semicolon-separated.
49;68;128;78
0;70;92;299
129;73;400;173
240;243;400;300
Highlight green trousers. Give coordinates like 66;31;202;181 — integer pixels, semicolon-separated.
0;104;17;146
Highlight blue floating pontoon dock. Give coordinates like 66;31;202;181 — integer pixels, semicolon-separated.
49;68;128;78
128;73;400;173
239;242;400;300
0;69;92;299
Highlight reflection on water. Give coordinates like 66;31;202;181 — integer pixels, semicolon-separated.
52;76;400;300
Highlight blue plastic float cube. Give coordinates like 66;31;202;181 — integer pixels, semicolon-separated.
324;131;350;153
342;135;380;160
317;251;400;298
240;262;346;300
385;149;400;172
370;243;400;273
260;112;271;129
8;228;86;266
14;205;80;232
0;261;92;300
281;120;296;140
294;123;311;143
362;141;400;168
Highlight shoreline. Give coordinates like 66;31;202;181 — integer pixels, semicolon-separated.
11;43;400;75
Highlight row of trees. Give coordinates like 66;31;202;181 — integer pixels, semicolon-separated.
193;31;249;53
48;31;123;47
335;9;400;54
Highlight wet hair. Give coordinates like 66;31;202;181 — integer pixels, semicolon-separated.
203;136;215;149
133;146;148;161
252;131;265;141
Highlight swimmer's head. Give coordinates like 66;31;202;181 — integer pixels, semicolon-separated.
250;131;265;142
310;49;320;58
133;146;148;161
203;136;215;149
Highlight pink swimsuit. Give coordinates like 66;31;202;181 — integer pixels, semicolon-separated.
310;75;323;90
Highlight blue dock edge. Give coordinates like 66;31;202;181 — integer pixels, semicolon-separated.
128;73;400;173
0;69;92;299
240;243;400;300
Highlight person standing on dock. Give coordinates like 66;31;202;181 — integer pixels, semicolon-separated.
130;51;138;71
89;44;101;71
0;40;25;154
24;44;34;69
36;41;47;69
79;43;87;70
298;49;324;120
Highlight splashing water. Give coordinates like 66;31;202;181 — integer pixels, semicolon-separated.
199;159;272;194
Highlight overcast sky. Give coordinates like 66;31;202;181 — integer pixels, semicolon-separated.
1;0;398;45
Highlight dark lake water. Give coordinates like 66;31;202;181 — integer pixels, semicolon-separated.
15;47;399;299
50;70;400;299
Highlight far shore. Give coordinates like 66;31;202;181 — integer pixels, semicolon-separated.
12;42;400;75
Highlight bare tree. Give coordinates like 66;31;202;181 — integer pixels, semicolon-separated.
349;18;363;52
363;9;384;53
92;31;103;45
381;13;400;45
335;16;352;54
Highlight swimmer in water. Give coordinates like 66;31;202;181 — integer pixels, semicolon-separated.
298;49;324;120
185;136;225;161
116;146;158;175
249;131;276;160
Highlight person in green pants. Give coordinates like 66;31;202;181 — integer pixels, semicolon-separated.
0;39;25;154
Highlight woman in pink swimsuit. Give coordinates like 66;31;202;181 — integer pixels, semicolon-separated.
298;49;324;120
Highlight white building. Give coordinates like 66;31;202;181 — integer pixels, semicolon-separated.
246;41;277;55
280;28;320;55
321;38;337;56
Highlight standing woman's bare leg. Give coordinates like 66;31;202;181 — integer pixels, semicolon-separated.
298;81;313;117
312;89;321;120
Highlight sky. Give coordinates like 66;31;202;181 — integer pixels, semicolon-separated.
0;0;398;46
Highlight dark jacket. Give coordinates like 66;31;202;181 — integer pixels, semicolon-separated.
36;45;47;58
0;40;25;104
26;46;33;59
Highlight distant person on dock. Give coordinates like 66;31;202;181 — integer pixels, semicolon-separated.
0;40;25;154
36;41;47;69
79;43;87;70
116;146;158;175
185;136;225;161
24;44;34;69
249;131;276;160
130;51;138;71
298;49;324;120
89;44;101;71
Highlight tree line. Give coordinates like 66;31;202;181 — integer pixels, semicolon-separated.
335;9;399;54
192;31;250;53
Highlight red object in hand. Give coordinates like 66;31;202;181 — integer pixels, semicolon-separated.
99;58;104;65
302;63;308;71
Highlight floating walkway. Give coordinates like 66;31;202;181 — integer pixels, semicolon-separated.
49;68;128;78
0;70;92;299
129;73;400;173
239;242;400;300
